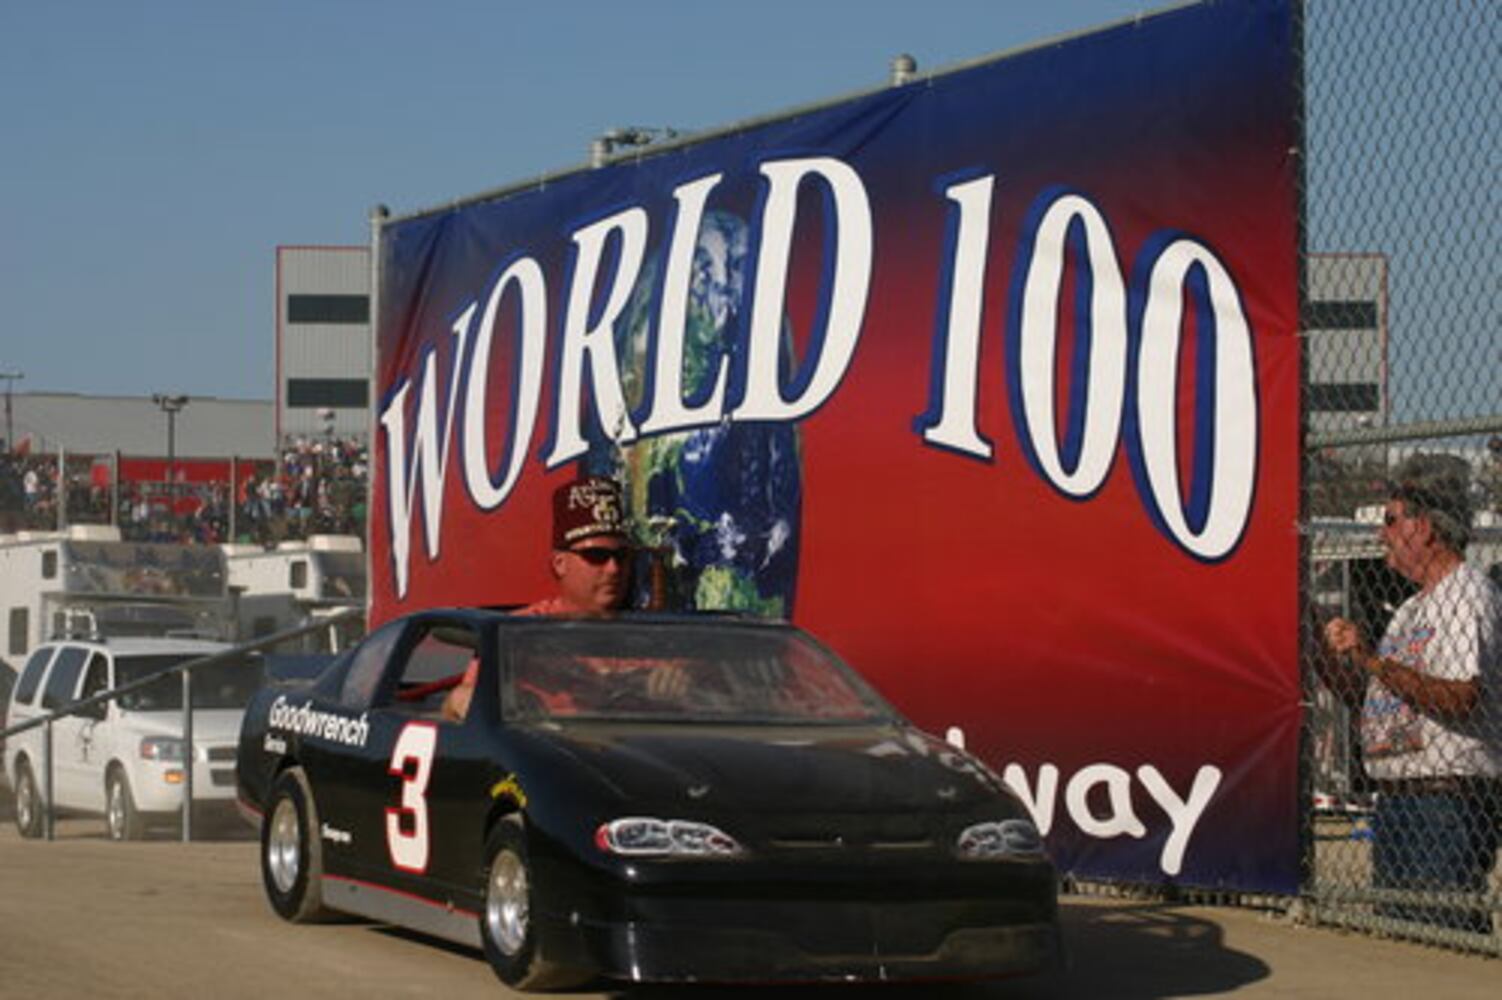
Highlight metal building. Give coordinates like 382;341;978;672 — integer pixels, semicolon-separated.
5;392;272;458
276;246;371;443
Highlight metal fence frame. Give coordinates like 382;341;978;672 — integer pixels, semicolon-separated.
0;608;359;842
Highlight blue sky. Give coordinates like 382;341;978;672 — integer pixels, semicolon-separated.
0;0;1154;401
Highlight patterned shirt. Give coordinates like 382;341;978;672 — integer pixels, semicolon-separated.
1361;561;1502;780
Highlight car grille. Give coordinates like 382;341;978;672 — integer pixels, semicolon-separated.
765;814;938;854
767;835;935;852
206;746;237;762
210;768;236;787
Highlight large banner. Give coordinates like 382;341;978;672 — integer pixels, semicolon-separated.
371;1;1301;891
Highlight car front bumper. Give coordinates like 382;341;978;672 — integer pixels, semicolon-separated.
538;877;1061;984
580;918;1058;985
132;755;241;812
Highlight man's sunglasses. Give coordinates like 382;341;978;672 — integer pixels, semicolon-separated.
569;546;631;566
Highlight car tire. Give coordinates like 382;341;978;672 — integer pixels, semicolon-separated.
479;817;592;990
105;769;146;841
261;767;331;923
14;761;44;839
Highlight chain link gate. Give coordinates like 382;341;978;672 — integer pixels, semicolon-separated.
1299;0;1500;953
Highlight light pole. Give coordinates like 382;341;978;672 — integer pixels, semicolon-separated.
312;407;336;533
0;368;22;454
152;393;189;536
318;406;336;452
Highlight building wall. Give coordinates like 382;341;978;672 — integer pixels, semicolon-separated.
5;393;273;458
276;246;371;442
1306;252;1387;440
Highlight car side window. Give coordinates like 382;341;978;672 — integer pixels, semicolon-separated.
79;653;110;702
13;647;56;706
381;623;479;717
337;620;406;710
39;647;88;711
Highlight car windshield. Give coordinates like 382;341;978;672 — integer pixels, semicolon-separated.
115;653;263;712
505;623;892;724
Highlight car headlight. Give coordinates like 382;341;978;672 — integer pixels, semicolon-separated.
140;736;186;761
956;818;1044;859
595;817;744;857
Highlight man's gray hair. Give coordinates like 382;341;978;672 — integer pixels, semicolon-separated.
1388;452;1472;552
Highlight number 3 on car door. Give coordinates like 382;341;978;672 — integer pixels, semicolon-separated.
386;722;438;872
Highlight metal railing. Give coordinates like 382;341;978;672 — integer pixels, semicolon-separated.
1;608;359;842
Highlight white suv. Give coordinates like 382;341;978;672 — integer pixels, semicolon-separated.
3;637;258;839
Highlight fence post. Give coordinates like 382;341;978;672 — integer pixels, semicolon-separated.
181;668;194;842
42;717;54;842
111;450;120;528
229;455;238;542
56;448;66;531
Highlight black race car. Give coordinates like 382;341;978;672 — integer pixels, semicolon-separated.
236;610;1060;989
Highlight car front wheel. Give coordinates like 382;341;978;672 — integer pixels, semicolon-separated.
479;818;592;990
106;769;145;841
14;761;44;839
261;767;331;922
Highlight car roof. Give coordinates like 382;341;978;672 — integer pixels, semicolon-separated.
41;637;232;656
413;608;794;630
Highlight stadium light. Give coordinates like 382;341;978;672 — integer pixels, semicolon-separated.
590;126;680;168
152;393;190;535
0;368;21;455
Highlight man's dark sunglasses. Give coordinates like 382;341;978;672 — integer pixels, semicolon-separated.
570;546;631;566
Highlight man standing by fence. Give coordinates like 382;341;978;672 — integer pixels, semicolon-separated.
1321;454;1502;934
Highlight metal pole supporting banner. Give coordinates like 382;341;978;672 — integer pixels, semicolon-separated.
367;205;387;626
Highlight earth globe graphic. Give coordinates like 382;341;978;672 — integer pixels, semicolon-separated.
584;210;802;617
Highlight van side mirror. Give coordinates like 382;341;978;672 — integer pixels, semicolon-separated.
81;699;108;722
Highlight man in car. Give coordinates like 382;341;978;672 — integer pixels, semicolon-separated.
442;475;680;720
514;475;634;619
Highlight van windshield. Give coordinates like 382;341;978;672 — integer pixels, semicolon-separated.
115;654;262;711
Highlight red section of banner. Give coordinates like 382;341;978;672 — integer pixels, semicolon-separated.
367;2;1302;890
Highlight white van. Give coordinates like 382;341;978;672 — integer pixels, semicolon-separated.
3;636;257;839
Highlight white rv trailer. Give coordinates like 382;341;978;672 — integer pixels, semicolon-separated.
0;525;232;676
222;534;365;652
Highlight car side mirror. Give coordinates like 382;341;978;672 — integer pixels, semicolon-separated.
81;699;108;722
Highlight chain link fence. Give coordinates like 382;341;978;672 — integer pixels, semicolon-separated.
1298;0;1500;954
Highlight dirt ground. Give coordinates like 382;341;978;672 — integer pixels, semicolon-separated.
0;813;1496;999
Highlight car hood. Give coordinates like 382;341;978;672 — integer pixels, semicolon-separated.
521;721;1016;819
124;709;245;742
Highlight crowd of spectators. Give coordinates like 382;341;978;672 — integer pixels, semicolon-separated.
239;435;368;544
0;436;369;545
0;453;66;533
